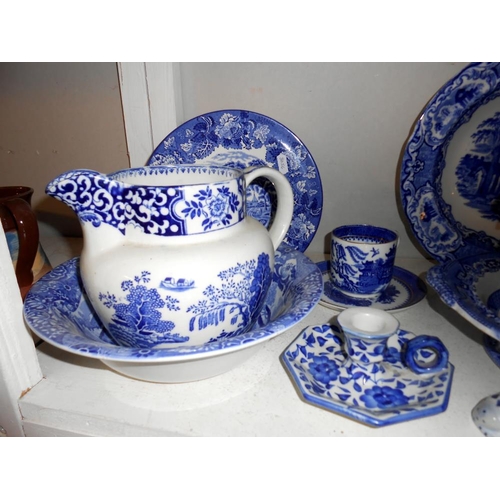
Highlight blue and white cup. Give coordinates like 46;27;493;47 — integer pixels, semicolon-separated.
330;224;399;299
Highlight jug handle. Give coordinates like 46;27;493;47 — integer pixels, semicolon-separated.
1;198;38;298
243;166;294;251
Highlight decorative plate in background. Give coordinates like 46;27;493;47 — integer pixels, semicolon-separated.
400;62;500;263
147;109;322;252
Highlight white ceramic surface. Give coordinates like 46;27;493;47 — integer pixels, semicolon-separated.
471;393;500;437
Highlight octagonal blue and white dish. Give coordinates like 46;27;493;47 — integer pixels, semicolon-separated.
23;244;323;383
147;109;323;252
282;323;454;427
400;62;500;263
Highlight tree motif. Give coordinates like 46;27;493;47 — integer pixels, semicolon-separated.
99;271;187;348
181;186;240;230
186;253;271;341
456;111;500;221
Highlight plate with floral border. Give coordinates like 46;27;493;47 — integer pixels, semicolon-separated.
317;261;427;313
23;244;323;383
281;324;454;427
147;109;322;252
400;62;500;263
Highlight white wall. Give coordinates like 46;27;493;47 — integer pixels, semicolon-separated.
178;62;469;259
0;62;470;258
0;62;128;236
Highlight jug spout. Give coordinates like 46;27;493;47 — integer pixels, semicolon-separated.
46;169;123;228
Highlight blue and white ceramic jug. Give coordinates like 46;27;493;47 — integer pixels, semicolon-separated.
46;164;294;348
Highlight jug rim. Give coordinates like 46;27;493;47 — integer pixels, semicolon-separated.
108;164;251;189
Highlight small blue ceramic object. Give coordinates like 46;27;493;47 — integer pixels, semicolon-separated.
282;307;453;427
330;225;398;298
472;393;500;437
404;335;448;375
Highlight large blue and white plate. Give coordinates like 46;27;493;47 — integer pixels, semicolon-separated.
282;324;454;427
400;63;500;263
23;244;323;383
147;109;323;252
426;252;500;341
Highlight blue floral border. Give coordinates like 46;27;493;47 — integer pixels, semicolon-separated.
400;62;500;262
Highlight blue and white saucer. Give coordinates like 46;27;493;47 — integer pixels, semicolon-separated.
147;109;322;252
281;324;454;427
317;261;427;313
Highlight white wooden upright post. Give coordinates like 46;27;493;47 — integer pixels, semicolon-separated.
0;225;43;437
117;62;184;167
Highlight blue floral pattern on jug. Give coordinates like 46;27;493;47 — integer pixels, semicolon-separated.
281;324;454;427
46;165;245;237
146;109;323;252
97;253;271;348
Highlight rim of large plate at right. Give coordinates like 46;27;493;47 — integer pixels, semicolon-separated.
400;62;500;263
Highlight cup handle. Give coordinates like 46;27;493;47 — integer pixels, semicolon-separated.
243;165;294;251
403;335;449;375
2;198;39;296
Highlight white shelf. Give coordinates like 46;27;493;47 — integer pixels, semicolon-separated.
18;234;500;436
